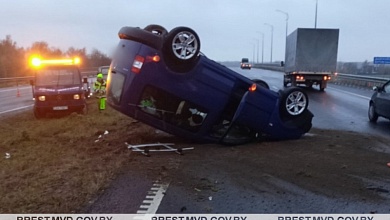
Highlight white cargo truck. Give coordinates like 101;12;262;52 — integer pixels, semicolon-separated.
283;28;339;91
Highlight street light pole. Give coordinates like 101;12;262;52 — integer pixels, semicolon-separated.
315;0;318;28
253;38;259;63
276;9;289;40
252;43;255;64
257;31;264;63
276;9;289;62
264;23;274;63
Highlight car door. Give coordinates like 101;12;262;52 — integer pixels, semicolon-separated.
375;81;390;118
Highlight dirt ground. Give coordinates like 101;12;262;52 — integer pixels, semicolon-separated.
1;98;390;213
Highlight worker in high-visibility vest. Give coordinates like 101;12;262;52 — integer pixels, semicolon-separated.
93;73;107;110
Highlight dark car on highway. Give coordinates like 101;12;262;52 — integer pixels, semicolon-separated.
368;80;390;122
106;24;313;145
240;58;251;69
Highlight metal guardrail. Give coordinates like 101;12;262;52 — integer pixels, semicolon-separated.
331;73;389;88
0;76;34;88
0;68;98;88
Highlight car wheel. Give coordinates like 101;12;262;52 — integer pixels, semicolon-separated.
368;103;378;122
144;24;168;36
78;104;88;115
252;79;270;89
34;108;45;119
163;27;200;72
280;87;308;118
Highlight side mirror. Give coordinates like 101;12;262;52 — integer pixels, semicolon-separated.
280;61;284;67
373;86;380;92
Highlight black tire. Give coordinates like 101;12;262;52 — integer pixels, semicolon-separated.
118;26;164;50
163;27;200;72
306;82;313;88
34;108;45;119
144;24;168;36
368;102;378;122
280;87;309;118
252;79;270;89
78;104;88;115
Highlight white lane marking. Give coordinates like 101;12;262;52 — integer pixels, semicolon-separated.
328;86;371;100
0;105;33;115
0;86;31;93
136;182;169;214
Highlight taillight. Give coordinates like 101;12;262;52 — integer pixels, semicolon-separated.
131;55;160;74
151;55;160;62
323;76;331;80
249;83;257;92
131;55;145;74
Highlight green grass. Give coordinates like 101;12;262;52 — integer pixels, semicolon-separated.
0;98;156;213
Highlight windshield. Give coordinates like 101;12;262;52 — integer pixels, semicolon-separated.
100;67;109;75
35;66;81;86
241;58;249;63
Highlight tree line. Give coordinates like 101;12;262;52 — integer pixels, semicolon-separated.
338;61;390;75
0;35;111;78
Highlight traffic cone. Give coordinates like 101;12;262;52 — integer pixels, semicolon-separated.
16;83;20;97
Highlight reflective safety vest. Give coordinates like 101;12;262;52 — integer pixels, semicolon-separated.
94;80;106;94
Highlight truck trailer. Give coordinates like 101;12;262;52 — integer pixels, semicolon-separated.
283;28;339;91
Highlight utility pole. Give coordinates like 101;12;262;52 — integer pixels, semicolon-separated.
315;0;318;28
257;31;264;63
264;23;274;63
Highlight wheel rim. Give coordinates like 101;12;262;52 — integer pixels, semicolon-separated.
172;31;198;60
286;91;307;115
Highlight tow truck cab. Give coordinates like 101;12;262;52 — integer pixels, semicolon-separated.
29;57;88;118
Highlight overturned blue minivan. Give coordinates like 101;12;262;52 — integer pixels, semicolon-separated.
106;24;313;145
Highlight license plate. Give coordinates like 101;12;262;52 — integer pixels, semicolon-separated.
53;106;68;110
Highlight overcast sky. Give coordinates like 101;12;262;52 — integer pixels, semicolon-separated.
1;0;389;63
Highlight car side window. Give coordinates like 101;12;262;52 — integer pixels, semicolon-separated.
139;86;208;132
384;83;390;93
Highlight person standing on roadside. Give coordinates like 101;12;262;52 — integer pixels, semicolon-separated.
93;73;107;111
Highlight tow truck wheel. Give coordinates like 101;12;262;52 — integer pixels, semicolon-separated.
78;104;88;115
34;109;45;119
163;27;200;72
280;87;308;118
